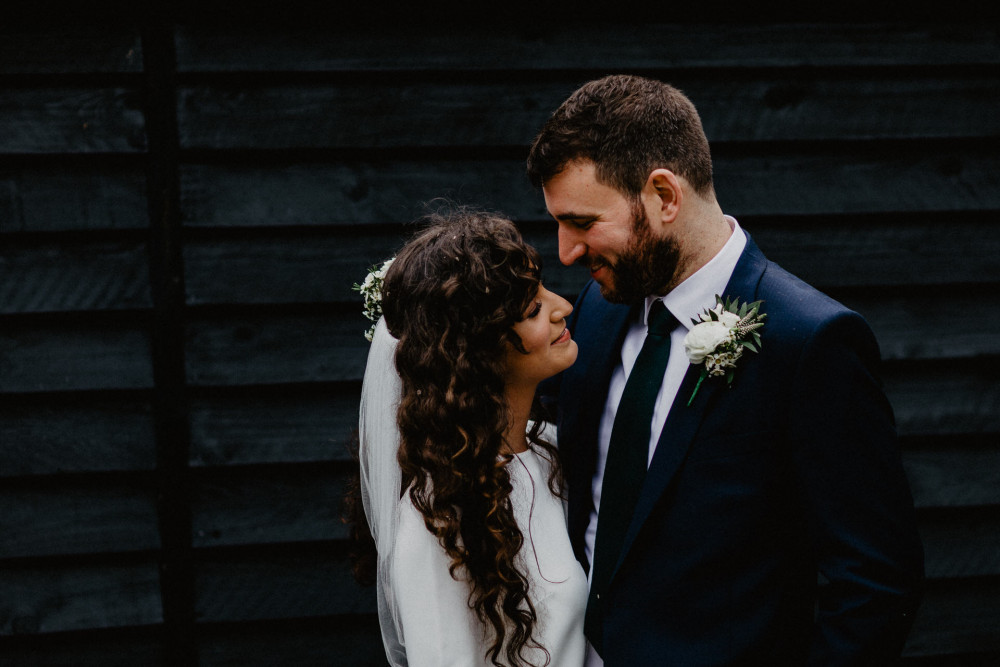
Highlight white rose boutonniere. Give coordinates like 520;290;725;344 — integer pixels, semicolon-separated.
352;257;395;342
683;295;766;406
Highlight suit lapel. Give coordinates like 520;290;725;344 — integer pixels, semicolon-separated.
568;289;635;448
613;235;769;574
564;284;635;557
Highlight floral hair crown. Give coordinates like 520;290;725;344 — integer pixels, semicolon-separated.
353;257;395;342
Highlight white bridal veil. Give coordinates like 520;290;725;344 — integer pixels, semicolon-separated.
358;317;407;666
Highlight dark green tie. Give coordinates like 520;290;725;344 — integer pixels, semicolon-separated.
584;300;677;654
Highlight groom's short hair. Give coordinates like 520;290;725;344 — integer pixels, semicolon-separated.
527;74;715;199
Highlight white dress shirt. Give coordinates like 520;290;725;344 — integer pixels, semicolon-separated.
583;217;746;666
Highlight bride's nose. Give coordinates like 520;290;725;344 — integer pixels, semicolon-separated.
550;294;573;322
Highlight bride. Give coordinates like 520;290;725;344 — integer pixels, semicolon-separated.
356;208;587;666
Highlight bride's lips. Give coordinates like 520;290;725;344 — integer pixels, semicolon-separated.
551;328;571;345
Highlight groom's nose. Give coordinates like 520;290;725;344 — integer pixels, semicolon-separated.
558;225;587;266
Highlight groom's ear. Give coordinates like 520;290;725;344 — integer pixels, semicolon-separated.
644;168;683;228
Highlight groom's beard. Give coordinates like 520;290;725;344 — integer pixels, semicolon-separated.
597;208;684;305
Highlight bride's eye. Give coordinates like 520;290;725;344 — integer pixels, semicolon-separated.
527;300;542;318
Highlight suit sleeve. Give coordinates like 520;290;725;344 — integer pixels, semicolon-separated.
787;312;924;665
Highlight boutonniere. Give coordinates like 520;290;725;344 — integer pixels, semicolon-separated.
352;257;395;342
683;295;766;406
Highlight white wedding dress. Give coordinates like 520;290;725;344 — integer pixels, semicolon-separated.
393;445;588;666
360;319;587;667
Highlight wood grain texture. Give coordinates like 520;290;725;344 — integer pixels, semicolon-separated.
191;466;347;547
174;23;1000;72
176;77;1000;150
197;617;383;667
0;479;160;558
178;150;1000;229
0;398;156;475
0;164;149;233
0;240;151;313
837;290;1000;362
182;232;407;306
904;442;1000;509
903;577;1000;656
189;387;358;466
0;318;154;392
179;365;992;472
0;561;162;634
194;550;376;622
0;89;146;153
920;508;1000;579
0;25;142;74
181;222;998;309
184;312;370;387
886;362;1000;437
179;159;542;227
745;219;999;290
0;629;163;667
182;293;997;391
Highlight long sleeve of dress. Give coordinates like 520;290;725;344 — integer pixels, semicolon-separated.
391;498;487;666
390;448;587;667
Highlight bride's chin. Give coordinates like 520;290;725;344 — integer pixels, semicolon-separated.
556;342;579;372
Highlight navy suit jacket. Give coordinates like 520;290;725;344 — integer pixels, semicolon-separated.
544;235;923;665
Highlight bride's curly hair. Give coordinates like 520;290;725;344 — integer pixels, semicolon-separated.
381;208;563;667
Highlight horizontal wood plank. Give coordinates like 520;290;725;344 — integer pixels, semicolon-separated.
0;480;160;559
183;222;999;306
174;24;1000;72
885;363;999;437
0;164;148;233
182;362;992;470
738;219;1000;290
191;467;346;547
0;398;156;476
903;577;1000;656
182;233;405;306
182;290;996;391
0;88;146;154
0;318;154;392
177;77;1000;150
179;150;1000;229
184;313;370;387
920;508;1000;580
0;241;151;313
0;628;163;667
189;388;358;466
188;460;1000;577
905;442;1000;510
195;550;376;622
835;290;1000;361
0;561;162;634
178;159;541;226
0;25;142;74
197;617;383;667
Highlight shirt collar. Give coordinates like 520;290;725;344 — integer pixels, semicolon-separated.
643;216;747;331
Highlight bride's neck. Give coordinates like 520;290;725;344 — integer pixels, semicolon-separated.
503;382;536;454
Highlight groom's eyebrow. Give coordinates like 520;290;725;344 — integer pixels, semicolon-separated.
552;211;597;223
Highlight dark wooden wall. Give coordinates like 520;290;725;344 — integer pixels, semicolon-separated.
2;5;998;665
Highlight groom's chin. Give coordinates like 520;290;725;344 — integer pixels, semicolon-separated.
595;281;633;305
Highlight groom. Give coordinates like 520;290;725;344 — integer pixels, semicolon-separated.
529;75;924;665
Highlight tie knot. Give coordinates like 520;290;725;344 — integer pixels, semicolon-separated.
647;300;677;337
